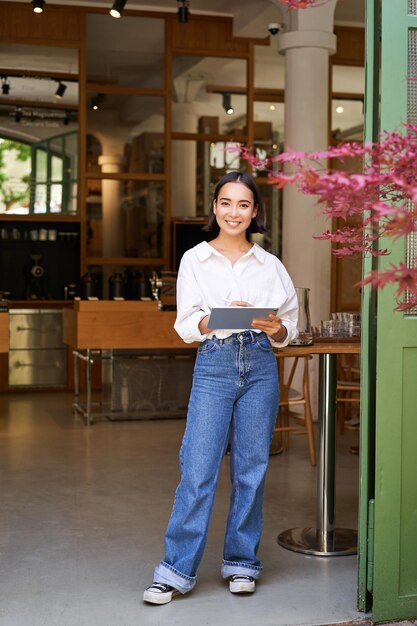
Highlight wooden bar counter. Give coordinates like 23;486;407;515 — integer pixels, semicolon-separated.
63;300;195;350
0;312;8;353
63;301;196;425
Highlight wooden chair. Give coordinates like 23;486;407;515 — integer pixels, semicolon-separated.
336;355;360;435
274;355;316;466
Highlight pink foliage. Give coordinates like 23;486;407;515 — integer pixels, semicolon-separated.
238;123;417;310
277;0;328;8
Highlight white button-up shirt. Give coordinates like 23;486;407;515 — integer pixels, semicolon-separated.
174;241;298;348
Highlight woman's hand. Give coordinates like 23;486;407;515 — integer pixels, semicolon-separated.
251;313;288;342
228;300;252;307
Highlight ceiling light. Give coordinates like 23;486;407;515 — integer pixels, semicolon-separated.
177;0;189;23
110;0;127;18
32;0;45;13
55;81;67;99
1;76;10;95
91;94;104;111
222;93;234;115
336;105;344;114
269;104;276;111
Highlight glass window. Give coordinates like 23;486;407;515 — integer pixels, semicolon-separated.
34;184;47;214
35;150;48;183
254;181;282;258
86;93;165;175
86;179;165;259
31;131;78;215
86;15;165;89
0;137;31;215
331;98;364;140
172;140;245;218
253;101;284;143
331;66;364;139
332;65;365;94
172;56;247;135
51;155;63;181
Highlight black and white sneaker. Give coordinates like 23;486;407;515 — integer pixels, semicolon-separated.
229;574;255;594
143;582;180;605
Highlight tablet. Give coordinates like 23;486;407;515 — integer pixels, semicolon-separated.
207;307;278;330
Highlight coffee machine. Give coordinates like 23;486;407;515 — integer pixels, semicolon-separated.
24;254;48;300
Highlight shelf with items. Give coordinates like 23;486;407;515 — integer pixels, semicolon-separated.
0;214;81;223
0;221;80;301
86;257;164;266
84;262;161;301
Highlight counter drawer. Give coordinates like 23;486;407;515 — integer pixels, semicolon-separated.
9;310;64;350
9;348;67;387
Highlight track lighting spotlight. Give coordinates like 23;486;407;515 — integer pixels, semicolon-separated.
1;76;10;95
15;107;23;123
110;0;127;18
55;81;67;99
32;0;45;14
91;94;104;111
222;93;234;115
177;0;189;23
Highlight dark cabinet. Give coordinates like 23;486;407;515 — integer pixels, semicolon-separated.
0;222;80;300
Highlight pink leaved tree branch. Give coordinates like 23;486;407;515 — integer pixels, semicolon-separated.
276;0;329;8
248;0;417;310
278;0;329;9
237;124;417;311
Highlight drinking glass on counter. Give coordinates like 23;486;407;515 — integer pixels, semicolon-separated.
319;313;361;338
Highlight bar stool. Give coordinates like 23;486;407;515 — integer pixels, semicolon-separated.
274;355;316;466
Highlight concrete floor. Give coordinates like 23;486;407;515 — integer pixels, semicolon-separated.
0;392;369;626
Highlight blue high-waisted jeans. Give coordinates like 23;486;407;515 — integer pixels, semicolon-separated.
153;330;279;593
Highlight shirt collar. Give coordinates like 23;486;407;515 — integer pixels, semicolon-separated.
195;241;266;263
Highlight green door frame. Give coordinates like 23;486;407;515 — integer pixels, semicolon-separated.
359;0;417;621
357;0;380;613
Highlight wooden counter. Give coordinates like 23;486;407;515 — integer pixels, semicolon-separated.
275;341;360;358
0;312;8;353
63;301;195;350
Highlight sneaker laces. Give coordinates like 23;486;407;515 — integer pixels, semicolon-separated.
147;582;175;593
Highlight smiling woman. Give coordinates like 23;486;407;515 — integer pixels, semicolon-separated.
144;171;298;604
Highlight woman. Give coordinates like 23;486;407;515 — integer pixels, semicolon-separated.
144;171;298;605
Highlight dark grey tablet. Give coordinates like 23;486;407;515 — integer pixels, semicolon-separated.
207;307;278;330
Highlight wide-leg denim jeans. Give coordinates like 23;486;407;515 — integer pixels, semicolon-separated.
154;331;279;594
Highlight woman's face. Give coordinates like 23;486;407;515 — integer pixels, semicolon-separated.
213;181;258;237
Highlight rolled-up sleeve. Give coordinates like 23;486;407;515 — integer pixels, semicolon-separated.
270;275;299;348
174;255;211;344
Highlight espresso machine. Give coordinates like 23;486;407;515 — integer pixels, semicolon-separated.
24;254;48;300
149;271;177;310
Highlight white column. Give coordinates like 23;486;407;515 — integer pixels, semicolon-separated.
279;2;337;328
171;103;198;218
98;154;125;258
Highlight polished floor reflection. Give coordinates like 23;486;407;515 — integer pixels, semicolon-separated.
0;392;366;626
